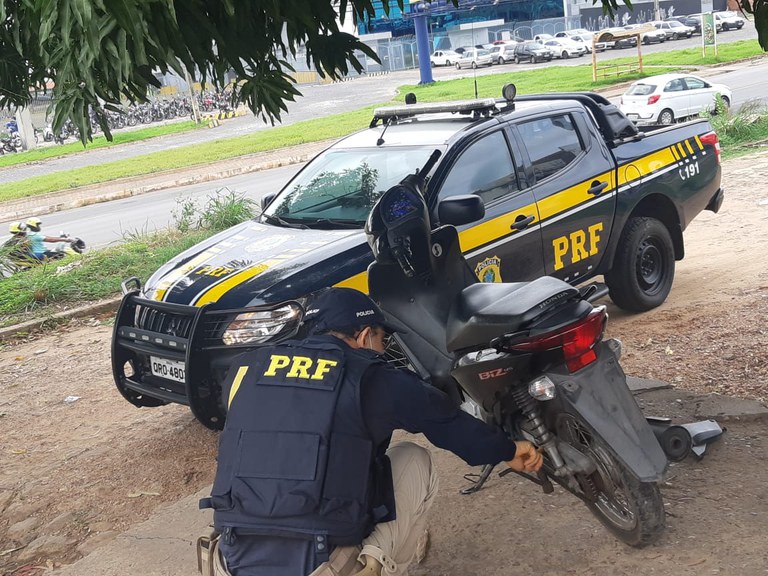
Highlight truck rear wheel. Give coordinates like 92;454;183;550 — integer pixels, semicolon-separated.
605;217;675;312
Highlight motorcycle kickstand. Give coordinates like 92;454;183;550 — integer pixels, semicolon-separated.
499;468;555;494
460;463;496;495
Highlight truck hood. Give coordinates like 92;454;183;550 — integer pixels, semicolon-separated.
143;220;371;309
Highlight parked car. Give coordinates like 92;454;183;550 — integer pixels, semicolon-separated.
624;24;667;44
555;31;607;52
597;27;639;49
652;20;694;39
454;47;493;69
488;43;517;65
666;15;702;34
689;13;723;32
714;10;746;30
430;49;460;67
544;38;587;59
513;41;553;63
533;33;555;44
619;73;732;125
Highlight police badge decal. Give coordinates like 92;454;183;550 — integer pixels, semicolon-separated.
474;256;502;283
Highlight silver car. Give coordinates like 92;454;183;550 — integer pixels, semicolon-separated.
455;48;493;69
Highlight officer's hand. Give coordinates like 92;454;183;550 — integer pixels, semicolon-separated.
505;441;544;473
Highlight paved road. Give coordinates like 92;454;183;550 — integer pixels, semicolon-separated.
0;24;759;186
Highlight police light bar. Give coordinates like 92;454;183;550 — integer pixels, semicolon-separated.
371;98;498;125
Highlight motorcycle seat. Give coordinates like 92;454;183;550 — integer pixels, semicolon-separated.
445;276;580;352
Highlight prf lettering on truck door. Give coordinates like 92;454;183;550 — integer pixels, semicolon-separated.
552;223;604;271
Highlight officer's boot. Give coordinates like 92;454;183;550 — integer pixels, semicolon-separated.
352;554;383;576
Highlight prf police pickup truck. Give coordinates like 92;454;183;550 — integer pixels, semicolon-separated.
112;88;723;429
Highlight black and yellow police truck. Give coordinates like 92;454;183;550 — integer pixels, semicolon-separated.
112;89;723;429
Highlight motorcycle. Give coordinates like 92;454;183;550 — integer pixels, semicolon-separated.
0;232;86;277
364;150;668;547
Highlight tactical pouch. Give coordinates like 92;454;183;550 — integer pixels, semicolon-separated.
196;528;218;576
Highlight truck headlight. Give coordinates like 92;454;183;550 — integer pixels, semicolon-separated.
222;303;303;345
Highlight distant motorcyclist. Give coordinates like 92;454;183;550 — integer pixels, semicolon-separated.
24;217;73;260
4;222;30;261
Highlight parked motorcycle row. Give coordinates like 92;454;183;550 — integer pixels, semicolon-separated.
1;90;236;152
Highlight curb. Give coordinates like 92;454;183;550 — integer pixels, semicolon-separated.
0;296;121;342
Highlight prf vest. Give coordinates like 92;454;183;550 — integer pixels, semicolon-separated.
200;337;384;556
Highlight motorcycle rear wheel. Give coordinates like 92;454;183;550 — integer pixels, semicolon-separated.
557;414;665;547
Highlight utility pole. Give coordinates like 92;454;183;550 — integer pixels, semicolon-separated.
184;68;201;124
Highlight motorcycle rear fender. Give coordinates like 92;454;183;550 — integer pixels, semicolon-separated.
544;341;668;482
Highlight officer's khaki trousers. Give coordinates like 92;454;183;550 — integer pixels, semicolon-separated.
210;441;438;576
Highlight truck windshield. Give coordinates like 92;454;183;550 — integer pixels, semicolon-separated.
262;146;439;226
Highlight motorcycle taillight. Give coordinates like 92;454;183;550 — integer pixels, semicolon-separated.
506;306;607;373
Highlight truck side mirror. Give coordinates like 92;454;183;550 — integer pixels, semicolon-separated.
438;195;485;226
260;192;277;211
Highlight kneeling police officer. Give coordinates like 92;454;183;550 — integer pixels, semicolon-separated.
200;287;543;576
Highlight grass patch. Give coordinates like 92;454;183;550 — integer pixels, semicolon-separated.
0;229;210;325
707;99;768;160
0;189;257;326
0;121;204;169
605;39;765;68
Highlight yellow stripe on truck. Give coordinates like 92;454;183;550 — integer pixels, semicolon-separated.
154;250;218;301
194;259;284;306
334;271;370;293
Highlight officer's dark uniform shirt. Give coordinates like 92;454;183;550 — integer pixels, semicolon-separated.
219;335;517;576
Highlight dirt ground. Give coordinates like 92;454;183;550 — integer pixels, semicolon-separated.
1;150;768;576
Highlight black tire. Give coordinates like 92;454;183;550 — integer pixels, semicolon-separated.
471;61;477;69
605;217;675;312
556;414;666;547
445;60;452;66
672;32;679;40
455;62;461;70
498;57;504;65
515;55;521;64
657;108;675;125
562;50;569;59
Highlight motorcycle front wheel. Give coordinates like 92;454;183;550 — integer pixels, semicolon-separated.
556;414;665;548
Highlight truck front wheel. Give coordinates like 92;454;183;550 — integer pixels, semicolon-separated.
605;217;675;312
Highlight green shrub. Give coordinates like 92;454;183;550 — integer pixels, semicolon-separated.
172;188;258;232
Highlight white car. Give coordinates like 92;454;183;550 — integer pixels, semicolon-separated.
555;31;607;52
488;43;517;65
624;24;667;44
544;38;587;58
652;20;695;40
533;33;555;45
454;48;493;69
619;73;733;125
714;10;747;30
429;50;460;67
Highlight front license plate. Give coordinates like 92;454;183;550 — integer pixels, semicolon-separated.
626;113;639;120
150;356;186;383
